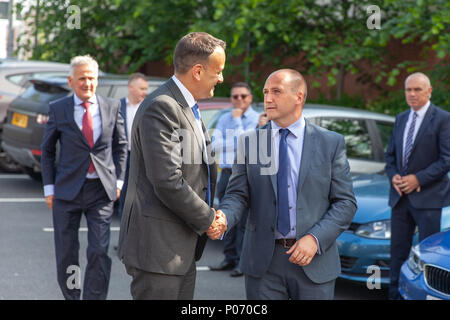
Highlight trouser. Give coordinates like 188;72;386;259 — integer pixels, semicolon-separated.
245;243;335;300
389;196;441;300
125;258;197;300
52;178;114;300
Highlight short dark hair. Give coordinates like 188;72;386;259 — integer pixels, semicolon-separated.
128;72;147;85
231;82;252;95
173;32;226;74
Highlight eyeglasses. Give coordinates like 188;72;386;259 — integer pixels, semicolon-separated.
231;94;249;100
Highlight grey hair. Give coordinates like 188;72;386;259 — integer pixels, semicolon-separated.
69;55;99;77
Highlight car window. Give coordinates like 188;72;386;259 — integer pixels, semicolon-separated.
375;121;394;151
6;74;29;86
111;85;128;99
96;85;111;97
21;82;69;103
320;118;374;160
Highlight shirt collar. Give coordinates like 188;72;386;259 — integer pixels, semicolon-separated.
172;75;197;108
242;106;256;119
411;100;430;118
74;94;97;106
270;115;305;139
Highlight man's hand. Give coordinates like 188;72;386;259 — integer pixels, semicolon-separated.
399;174;420;194
257;112;269;128
45;195;54;210
392;174;403;196
206;209;227;240
286;234;318;267
231;108;244;118
116;188;121;201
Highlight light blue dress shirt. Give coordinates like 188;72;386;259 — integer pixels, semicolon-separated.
212;107;260;169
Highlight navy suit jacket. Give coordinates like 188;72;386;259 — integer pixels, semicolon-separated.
385;103;450;209
41;94;128;201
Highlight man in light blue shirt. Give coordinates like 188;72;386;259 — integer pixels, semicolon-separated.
209;82;260;276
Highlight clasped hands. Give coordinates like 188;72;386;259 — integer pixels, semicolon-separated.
206;209;227;240
392;174;420;196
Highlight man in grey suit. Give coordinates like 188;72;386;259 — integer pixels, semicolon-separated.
215;69;357;299
118;32;227;300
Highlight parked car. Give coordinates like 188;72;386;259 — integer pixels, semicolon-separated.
2;75;165;179
399;230;450;300
2;76;233;180
0;59;71;171
209;103;396;175
337;172;450;286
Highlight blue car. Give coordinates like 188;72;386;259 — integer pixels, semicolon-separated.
399;230;450;300
336;173;450;286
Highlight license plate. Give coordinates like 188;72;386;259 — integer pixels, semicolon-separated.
11;112;28;128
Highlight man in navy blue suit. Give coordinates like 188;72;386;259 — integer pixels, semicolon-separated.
385;72;450;300
117;73;148;221
41;55;128;300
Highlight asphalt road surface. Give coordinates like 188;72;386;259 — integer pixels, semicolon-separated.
0;173;387;300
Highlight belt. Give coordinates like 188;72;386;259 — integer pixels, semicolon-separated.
275;238;296;248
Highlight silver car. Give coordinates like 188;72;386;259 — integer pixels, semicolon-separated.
208;103;395;175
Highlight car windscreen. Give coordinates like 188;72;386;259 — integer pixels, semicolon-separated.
21;81;69;103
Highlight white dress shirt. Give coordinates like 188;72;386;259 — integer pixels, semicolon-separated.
125;97;141;151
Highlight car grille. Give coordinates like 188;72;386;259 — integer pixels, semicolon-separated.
424;265;450;296
340;256;358;269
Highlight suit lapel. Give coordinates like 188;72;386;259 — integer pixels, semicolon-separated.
262;123;277;199
94;95;108;148
64;95;89;147
167;79;205;153
297;119;315;194
409;104;434;156
395;111;409;168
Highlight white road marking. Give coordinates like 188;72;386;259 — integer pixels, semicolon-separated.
0;198;45;202
0;174;30;179
196;266;211;271
43;227;121;232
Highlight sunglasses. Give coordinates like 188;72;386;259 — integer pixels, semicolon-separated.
231;94;249;100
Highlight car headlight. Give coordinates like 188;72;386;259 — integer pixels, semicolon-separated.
407;244;424;275
355;220;391;239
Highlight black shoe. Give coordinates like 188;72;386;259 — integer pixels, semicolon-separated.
230;268;243;277
210;260;236;271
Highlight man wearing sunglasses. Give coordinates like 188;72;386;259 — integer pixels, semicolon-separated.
210;82;260;277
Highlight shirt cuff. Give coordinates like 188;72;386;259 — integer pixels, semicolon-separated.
308;233;322;255
117;180;124;190
43;185;54;197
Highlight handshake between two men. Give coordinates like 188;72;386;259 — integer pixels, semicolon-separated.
206;209;227;240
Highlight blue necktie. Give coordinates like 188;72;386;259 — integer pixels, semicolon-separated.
277;128;290;236
403;112;418;175
192;104;211;206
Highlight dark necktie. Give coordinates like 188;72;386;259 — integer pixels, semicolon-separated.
277;128;290;236
192;104;211;205
81;101;95;174
403;112;418;175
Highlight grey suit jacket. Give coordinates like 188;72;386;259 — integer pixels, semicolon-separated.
41;94;128;201
219;120;357;284
118;79;217;276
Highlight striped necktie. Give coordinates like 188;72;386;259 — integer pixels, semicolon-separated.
403;112;418;175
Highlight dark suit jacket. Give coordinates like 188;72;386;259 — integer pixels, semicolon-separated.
41;94;128;201
119;97;128;140
219;120;357;284
118;78;217;276
385;103;450;209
